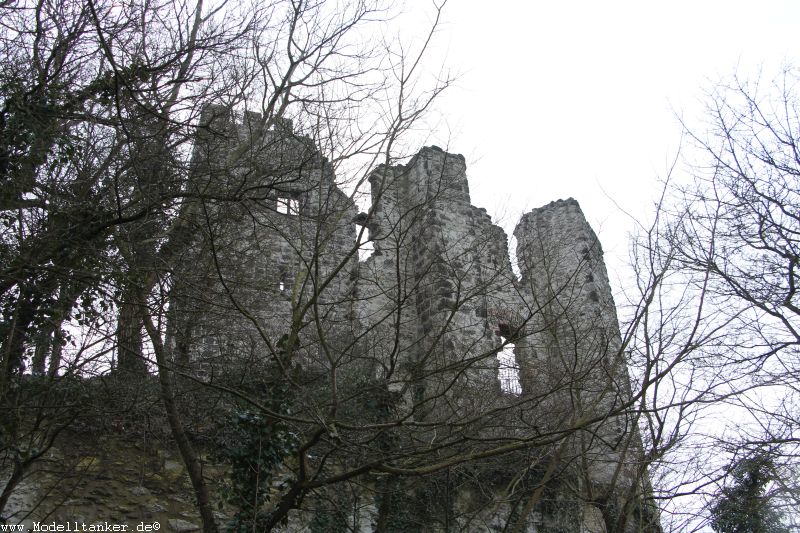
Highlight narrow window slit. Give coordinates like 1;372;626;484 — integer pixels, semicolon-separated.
497;344;521;395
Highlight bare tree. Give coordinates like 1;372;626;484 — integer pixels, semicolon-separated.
621;67;800;531
0;0;423;526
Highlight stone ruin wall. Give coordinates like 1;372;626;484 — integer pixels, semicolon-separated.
170;107;661;532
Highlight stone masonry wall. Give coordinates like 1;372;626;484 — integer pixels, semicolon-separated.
169;109;660;532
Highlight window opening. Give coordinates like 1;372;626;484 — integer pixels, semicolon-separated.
357;226;374;262
498;343;522;395
496;323;522;395
276;196;300;215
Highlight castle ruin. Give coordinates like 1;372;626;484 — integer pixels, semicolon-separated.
167;106;661;532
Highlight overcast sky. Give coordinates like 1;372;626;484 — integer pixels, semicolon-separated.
415;0;800;288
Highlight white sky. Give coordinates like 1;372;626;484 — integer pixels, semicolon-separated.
415;0;800;288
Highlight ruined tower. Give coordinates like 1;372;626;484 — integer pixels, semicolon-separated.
170;109;661;532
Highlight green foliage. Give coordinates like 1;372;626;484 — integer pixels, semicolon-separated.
215;410;298;532
308;490;349;533
374;481;429;533
710;450;788;533
212;342;299;533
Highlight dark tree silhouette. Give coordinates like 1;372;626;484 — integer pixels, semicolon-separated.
710;450;787;533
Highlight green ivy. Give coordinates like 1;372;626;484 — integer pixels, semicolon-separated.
214;409;298;532
710;450;788;533
212;341;299;533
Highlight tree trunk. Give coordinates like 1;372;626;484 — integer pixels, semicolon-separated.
117;297;148;375
143;313;218;533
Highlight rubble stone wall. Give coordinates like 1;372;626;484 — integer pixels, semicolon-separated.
171;109;660;533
